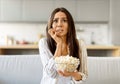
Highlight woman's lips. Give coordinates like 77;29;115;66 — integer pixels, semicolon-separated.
55;29;63;36
56;29;63;32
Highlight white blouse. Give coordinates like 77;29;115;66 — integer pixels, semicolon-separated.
39;38;88;84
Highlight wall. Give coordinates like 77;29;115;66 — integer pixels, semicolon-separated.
0;23;110;45
76;23;110;45
0;23;46;45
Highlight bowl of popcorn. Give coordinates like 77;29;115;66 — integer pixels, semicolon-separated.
54;55;80;72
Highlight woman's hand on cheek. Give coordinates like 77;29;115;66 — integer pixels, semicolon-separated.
48;28;62;44
48;28;55;38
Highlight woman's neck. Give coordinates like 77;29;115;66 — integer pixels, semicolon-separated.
61;36;69;56
61;36;67;44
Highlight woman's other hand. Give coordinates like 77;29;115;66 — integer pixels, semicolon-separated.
57;70;82;81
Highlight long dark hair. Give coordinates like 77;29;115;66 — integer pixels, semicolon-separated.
46;7;81;70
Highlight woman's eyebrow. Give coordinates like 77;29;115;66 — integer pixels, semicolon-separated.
53;18;58;19
62;17;67;19
54;17;67;19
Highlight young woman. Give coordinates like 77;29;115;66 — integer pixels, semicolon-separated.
39;7;88;84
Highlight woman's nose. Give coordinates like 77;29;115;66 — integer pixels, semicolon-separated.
57;20;62;27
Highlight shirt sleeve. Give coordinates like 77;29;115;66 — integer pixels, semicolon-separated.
72;40;88;84
39;38;58;78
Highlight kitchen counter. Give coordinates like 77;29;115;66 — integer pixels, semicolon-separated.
0;45;38;55
0;45;120;56
87;45;120;56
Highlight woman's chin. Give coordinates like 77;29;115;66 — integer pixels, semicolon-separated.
56;34;62;37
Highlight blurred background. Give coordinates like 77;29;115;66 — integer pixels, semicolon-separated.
0;0;120;56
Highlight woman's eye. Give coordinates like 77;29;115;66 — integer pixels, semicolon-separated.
61;19;67;23
63;19;67;22
53;19;58;23
53;19;67;23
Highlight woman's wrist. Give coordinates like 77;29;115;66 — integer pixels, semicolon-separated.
56;43;62;47
54;43;62;58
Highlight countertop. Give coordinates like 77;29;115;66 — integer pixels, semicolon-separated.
0;44;119;49
0;45;38;49
87;45;119;49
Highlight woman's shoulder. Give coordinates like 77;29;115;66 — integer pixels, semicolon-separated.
77;39;86;47
39;37;47;41
39;37;47;45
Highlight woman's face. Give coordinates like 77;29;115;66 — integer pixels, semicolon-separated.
52;11;68;37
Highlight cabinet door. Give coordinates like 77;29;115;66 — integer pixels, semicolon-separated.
22;0;54;22
55;0;77;21
76;0;109;21
111;0;120;45
0;1;1;21
0;0;22;21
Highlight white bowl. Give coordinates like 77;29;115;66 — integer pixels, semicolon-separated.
55;55;80;72
55;63;79;72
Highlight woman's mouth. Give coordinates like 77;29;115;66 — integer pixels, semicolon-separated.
56;29;63;33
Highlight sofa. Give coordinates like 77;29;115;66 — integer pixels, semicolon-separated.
0;55;120;84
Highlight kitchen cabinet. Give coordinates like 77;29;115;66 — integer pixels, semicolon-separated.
87;45;120;56
110;0;120;45
0;0;1;20
0;45;120;56
22;0;54;22
54;0;77;21
0;45;39;55
0;0;22;21
0;0;110;22
76;0;110;22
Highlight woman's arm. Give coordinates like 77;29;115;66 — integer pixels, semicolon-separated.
54;42;62;57
48;28;63;57
72;40;88;83
57;40;88;84
39;38;59;78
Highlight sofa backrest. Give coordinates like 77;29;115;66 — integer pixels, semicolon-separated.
83;57;120;84
0;55;120;84
0;55;42;84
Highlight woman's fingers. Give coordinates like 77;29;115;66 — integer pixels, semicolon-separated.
58;70;64;76
48;28;62;44
48;28;62;37
48;28;55;36
57;70;73;77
